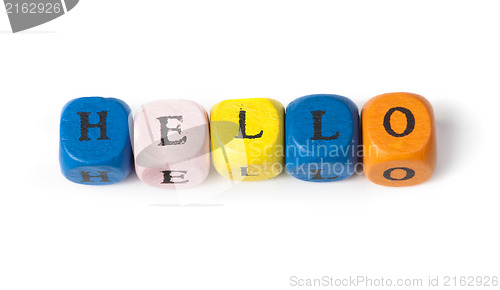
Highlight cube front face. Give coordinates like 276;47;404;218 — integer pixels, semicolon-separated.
362;92;436;187
133;100;210;189
286;94;359;182
59;97;132;185
210;98;285;181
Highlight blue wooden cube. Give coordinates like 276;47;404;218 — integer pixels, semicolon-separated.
60;97;132;185
286;94;359;182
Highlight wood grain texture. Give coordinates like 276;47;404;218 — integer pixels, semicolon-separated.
362;92;436;187
134;100;210;189
59;97;132;185
286;94;359;182
210;98;284;181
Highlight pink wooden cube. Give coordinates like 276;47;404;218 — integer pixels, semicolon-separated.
133;100;210;189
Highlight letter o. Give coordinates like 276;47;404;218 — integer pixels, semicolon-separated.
383;107;415;137
383;167;415;181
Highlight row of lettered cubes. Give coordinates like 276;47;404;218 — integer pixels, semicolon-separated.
59;93;436;188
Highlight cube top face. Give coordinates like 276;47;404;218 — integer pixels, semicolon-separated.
59;97;132;185
210;98;285;181
362;92;436;187
134;100;210;189
286;94;359;182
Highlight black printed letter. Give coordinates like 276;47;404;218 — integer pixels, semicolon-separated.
157;116;187;146
310;169;339;180
241;167;258;177
78;111;109;141
311;110;339;140
235;110;263;139
383;167;415;181
161;170;189;184
383;107;415;137
80;171;111;183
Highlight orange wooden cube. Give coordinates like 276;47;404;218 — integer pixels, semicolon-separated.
362;92;436;186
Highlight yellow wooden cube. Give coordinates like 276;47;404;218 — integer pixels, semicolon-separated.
210;98;285;181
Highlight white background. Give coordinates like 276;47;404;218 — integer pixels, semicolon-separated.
1;1;499;289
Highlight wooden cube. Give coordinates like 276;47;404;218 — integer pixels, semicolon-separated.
133;100;210;189
286;94;359;182
362;92;436;186
210;98;285;181
59;97;132;185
